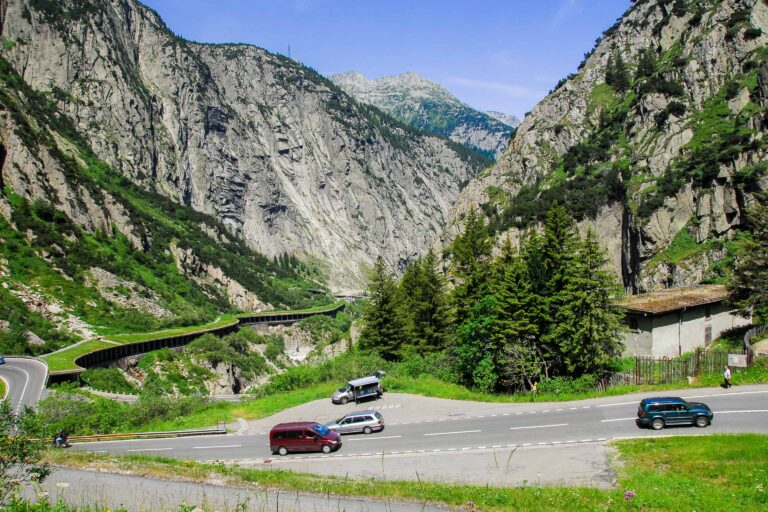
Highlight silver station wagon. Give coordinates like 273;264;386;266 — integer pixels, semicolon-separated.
326;410;385;435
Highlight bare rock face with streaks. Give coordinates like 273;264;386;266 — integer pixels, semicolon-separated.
1;0;480;289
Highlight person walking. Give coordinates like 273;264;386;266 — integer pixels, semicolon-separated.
723;365;732;389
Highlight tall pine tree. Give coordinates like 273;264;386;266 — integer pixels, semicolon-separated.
399;250;453;354
546;229;624;376
450;210;493;324
494;247;548;389
358;257;407;360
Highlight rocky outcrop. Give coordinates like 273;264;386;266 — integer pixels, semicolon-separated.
331;71;514;159
86;267;172;318
1;0;480;289
451;0;768;291
170;243;270;312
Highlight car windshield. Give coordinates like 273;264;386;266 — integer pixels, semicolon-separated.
338;385;350;393
312;424;330;436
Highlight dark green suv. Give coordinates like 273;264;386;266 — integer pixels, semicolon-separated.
636;397;713;430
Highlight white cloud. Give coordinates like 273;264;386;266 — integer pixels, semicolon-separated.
447;78;544;100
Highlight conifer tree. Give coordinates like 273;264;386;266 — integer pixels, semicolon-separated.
407;249;453;353
612;53;630;92
494;249;548;389
450;209;493;324
358;257;406;360
546;229;624;376
635;47;656;80
729;199;768;323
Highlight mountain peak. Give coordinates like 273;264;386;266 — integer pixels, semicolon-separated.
330;71;514;159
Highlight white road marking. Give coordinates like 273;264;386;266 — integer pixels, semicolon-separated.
684;390;768;399
424;429;481;436
127;448;173;452
347;435;402;441
509;423;568;431
597;401;636;407
602;417;635;422
0;376;8;401
193;445;242;449
715;409;768;414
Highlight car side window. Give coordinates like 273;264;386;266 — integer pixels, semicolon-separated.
353;417;364;423
304;431;317;439
340;419;350;425
649;405;661;413
364;416;373;421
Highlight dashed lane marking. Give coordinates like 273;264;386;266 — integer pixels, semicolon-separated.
601;417;635;422
347;435;402;441
424;429;482;436
509;423;568;431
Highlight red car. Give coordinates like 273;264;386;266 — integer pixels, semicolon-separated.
269;421;342;456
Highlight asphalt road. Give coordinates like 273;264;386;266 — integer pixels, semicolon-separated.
70;386;768;486
27;467;448;512
0;357;48;413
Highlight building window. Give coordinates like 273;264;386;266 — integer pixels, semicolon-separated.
628;317;639;331
705;307;711;320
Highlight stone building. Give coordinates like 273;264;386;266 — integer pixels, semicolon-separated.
616;285;751;358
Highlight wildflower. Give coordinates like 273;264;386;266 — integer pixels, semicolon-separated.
624;490;637;502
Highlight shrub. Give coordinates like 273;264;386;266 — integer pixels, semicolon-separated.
80;368;137;394
537;374;599;395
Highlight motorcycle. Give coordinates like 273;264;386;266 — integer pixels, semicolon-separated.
52;436;71;448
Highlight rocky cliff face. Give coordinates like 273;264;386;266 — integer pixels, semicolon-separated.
331;71;515;160
1;0;481;290
452;0;768;292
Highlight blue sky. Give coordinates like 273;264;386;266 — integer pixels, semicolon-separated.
142;0;631;119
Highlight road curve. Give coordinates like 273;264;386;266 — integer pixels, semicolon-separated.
0;357;48;413
71;385;768;486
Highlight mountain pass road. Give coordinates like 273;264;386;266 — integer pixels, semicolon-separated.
0;357;48;413
71;385;768;486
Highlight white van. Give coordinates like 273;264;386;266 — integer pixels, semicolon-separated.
331;375;383;404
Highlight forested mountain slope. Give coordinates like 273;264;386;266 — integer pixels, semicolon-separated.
0;0;483;291
452;0;768;292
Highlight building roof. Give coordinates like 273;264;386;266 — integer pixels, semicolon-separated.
615;285;729;315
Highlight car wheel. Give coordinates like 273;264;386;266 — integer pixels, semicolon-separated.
651;418;665;430
340;397;348;405
363;426;372;435
278;446;288;456
321;444;332;454
695;416;710;428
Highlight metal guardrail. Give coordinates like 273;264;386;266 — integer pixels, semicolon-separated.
67;424;227;443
